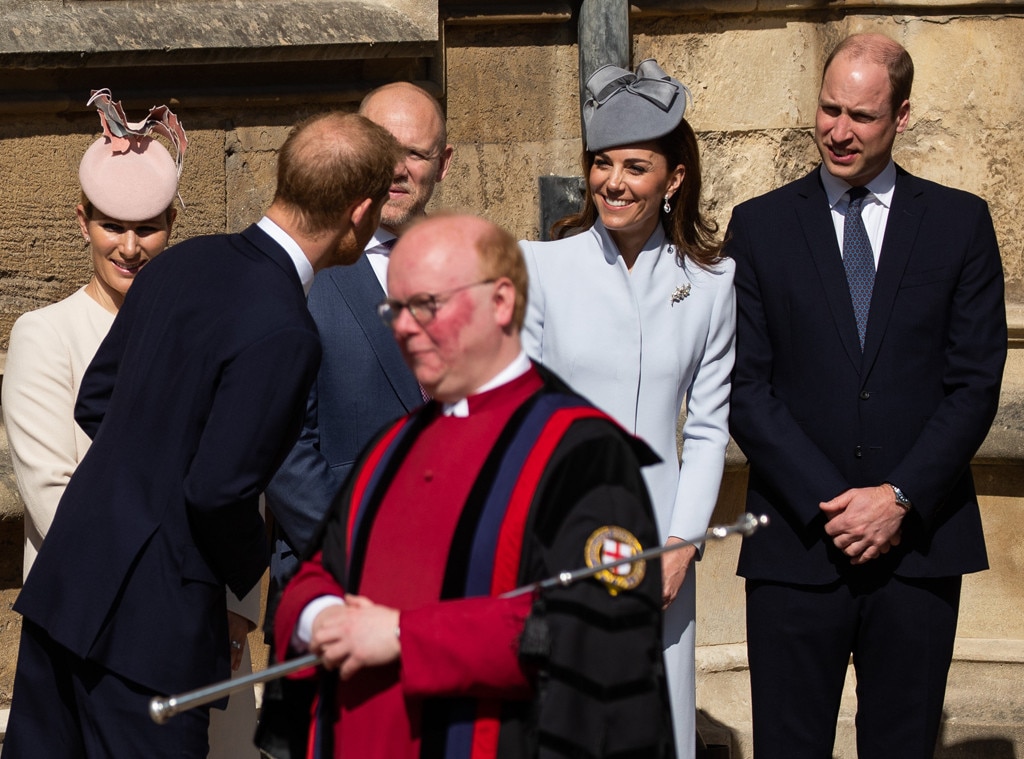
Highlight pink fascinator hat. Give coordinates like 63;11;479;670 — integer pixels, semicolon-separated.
78;89;188;222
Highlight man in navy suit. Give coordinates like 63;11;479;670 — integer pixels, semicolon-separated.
264;82;453;589
727;34;1006;758
4;112;400;759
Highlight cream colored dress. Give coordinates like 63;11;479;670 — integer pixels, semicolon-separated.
3;285;260;759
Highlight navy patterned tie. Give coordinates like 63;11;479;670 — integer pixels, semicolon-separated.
843;186;874;350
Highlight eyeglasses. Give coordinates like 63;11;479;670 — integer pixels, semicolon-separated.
377;279;496;327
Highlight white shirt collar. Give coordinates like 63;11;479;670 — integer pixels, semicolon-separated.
366;228;398;293
367;228;398;253
257;216;315;295
442;350;532;418
820;160;898;211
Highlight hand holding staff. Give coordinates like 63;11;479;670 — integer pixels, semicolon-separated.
149;512;768;724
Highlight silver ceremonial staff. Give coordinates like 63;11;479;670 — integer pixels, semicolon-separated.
148;512;768;724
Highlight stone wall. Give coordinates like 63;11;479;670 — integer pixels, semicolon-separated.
0;2;1021;754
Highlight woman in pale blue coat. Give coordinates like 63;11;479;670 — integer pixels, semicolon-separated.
521;60;735;758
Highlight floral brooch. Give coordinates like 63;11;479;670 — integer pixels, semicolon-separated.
671;283;691;305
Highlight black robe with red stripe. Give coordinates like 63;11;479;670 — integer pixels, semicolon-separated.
260;364;674;759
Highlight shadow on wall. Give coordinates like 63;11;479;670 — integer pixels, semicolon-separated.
935;709;1018;759
696;709;737;758
936;740;1017;758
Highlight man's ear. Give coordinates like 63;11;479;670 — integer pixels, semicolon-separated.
895;99;911;134
349;196;376;230
437;144;455;183
492;277;516;329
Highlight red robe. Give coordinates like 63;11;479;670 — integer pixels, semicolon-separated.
269;364;674;759
277;371;541;758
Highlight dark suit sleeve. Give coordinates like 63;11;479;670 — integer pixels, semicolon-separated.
727;206;851;526
264;378;346;560
884;199;1006;526
185;326;321;598
75;305;131;439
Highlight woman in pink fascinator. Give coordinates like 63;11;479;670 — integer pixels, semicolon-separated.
6;88;185;577
3;91;260;759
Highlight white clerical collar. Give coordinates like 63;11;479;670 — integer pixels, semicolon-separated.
442;350;532;418
820;160;897;212
257;216;315;295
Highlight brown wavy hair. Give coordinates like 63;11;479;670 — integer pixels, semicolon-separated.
551;117;723;270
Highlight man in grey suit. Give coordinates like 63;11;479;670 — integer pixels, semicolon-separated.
265;82;454;588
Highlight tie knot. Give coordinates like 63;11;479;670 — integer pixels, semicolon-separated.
380;237;398;252
847;186;870;212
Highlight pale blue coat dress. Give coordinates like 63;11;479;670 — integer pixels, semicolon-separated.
521;219;735;758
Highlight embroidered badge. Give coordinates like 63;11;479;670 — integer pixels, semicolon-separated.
671;283;691;305
584;526;646;596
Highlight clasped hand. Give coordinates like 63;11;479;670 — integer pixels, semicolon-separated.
309;595;401;680
820;484;905;565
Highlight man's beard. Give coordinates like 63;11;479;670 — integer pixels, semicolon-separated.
381;180;435;231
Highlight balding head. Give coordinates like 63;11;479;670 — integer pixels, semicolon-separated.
359;83;454;233
384;214;524;402
823;33;914;117
273;111;400;237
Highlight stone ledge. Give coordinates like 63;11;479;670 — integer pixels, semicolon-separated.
631;0;1024;14
954;637;1024;663
696;642;749;675
0;1;437;68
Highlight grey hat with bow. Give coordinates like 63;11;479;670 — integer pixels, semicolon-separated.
582;59;692;152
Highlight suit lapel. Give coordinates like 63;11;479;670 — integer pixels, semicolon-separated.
861;167;924;375
793;171;864;371
325;257;423;411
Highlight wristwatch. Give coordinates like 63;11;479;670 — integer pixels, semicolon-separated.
886;483;912;512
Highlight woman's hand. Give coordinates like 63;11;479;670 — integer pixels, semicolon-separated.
661;538;698;609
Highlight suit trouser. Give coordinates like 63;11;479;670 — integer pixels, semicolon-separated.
5;619;211;759
745;573;961;759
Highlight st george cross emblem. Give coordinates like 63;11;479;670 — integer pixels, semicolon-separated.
584;526;646;595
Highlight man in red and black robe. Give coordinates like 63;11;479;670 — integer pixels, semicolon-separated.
264;214;674;759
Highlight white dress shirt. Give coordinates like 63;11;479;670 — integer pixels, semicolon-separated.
821;160;898;269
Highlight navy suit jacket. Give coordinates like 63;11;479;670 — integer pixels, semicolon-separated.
15;225;321;695
264;253;422;587
727;166;1006;585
